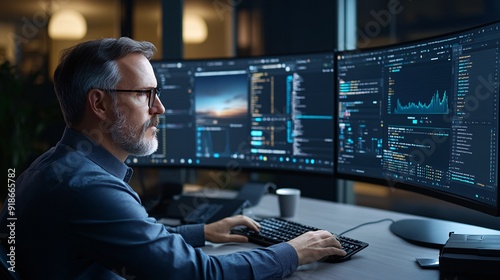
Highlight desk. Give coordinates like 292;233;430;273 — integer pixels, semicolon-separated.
201;193;499;280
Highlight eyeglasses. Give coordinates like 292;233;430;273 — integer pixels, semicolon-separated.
102;87;161;108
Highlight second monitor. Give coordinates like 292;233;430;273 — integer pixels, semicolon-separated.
335;20;500;248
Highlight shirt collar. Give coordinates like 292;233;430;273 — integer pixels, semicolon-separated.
60;127;134;183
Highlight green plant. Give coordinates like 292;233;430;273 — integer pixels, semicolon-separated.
1;60;61;195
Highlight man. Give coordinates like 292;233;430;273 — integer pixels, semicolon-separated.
0;37;345;279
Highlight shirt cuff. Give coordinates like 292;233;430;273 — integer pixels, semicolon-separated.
170;224;206;247
270;242;299;277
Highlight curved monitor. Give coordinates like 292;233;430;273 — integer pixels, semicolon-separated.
335;20;500;247
126;52;335;175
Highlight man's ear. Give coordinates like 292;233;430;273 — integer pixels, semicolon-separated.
87;89;110;120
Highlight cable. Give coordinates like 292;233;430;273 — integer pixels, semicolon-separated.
338;218;395;236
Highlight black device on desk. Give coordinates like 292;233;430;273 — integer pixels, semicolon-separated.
158;182;273;224
162;195;249;224
231;217;369;262
439;233;500;278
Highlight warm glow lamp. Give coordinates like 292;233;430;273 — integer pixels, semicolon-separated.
183;14;208;44
48;10;87;40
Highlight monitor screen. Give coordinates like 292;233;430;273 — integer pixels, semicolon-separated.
127;52;335;175
335;20;499;244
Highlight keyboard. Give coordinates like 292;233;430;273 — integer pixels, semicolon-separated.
231;218;369;262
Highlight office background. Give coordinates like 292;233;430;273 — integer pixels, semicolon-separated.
1;0;499;229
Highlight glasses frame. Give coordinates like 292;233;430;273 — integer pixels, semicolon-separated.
102;87;161;108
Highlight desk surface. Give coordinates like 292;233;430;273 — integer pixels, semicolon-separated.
200;193;499;280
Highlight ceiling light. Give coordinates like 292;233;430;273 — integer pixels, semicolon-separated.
48;10;87;40
183;14;208;44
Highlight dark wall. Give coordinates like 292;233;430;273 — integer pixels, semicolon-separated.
260;1;337;54
236;0;337;56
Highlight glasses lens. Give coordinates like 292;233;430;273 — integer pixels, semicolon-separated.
149;88;161;108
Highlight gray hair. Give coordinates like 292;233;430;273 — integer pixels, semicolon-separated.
53;37;156;127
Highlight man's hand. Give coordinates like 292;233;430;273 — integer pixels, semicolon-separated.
204;215;261;243
287;230;346;265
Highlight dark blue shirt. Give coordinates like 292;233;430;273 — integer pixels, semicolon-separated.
0;128;298;279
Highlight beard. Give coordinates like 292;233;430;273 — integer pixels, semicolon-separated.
110;109;159;157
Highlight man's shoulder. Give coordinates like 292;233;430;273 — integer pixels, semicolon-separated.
21;143;117;189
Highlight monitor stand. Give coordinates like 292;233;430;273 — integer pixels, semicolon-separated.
389;219;500;248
